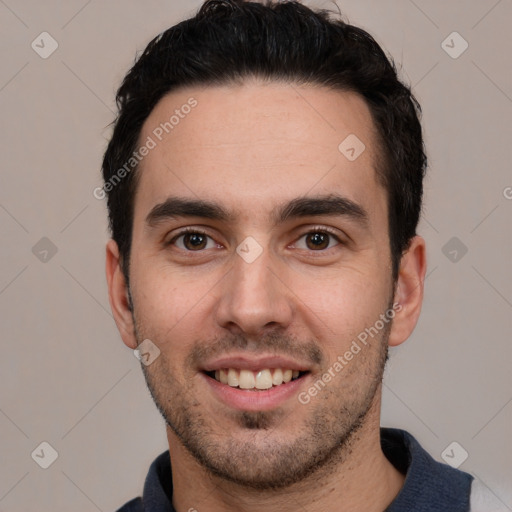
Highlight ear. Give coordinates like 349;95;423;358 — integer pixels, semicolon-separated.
106;239;137;349
388;235;427;347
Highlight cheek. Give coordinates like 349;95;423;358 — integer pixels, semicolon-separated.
130;266;214;352
294;271;390;350
132;255;215;313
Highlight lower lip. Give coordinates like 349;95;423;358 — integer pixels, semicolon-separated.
201;373;309;412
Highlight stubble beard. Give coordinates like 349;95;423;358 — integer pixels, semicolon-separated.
135;310;391;490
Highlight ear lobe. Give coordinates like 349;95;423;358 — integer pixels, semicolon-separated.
105;239;137;349
388;235;427;347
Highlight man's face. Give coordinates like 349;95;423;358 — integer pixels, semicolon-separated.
127;82;396;488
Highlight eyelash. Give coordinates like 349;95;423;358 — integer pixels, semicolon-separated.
167;226;343;252
167;227;216;249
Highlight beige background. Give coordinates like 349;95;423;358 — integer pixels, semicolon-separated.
0;0;511;510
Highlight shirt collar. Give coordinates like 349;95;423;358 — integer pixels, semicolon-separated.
382;427;473;511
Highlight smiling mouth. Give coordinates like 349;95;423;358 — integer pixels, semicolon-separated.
204;368;309;391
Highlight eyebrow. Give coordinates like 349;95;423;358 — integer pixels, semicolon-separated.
145;194;369;229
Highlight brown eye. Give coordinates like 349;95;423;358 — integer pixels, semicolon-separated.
294;230;341;251
305;232;329;250
182;233;208;250
169;230;216;251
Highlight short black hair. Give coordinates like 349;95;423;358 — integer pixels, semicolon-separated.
102;0;427;282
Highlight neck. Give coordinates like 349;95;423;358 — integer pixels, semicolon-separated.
168;395;405;512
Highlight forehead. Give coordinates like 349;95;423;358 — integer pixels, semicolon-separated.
134;81;386;229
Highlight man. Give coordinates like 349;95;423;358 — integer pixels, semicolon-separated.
102;1;489;510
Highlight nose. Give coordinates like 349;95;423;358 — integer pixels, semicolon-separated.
213;246;294;338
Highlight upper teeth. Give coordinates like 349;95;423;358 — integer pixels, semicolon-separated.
214;368;301;390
